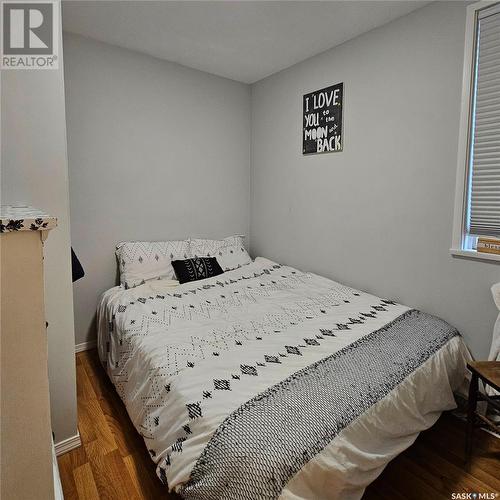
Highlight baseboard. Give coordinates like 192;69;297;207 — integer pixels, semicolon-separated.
54;431;81;456
75;339;97;353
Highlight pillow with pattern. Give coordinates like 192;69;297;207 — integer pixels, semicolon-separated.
190;235;251;272
172;257;223;284
116;240;190;289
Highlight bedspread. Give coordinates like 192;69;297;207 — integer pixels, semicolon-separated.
97;257;470;499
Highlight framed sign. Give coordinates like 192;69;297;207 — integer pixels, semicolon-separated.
303;82;343;155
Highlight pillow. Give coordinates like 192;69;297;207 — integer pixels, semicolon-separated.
116;240;190;288
172;257;223;284
190;235;251;272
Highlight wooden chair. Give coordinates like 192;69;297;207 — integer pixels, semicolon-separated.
466;361;500;460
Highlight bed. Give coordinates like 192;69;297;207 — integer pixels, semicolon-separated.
97;256;471;500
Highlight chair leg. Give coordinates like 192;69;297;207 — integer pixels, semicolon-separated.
466;372;478;461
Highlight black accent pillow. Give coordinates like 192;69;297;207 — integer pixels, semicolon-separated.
172;257;224;284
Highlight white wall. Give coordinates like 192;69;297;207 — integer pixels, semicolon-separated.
251;1;499;359
63;33;251;346
64;2;499;358
1;18;78;443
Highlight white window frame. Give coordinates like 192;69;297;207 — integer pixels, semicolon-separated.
451;0;500;263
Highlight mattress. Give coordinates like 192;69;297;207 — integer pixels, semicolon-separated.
97;257;471;499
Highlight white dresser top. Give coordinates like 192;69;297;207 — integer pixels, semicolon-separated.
0;205;57;234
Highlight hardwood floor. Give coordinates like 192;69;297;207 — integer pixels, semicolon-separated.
59;349;500;499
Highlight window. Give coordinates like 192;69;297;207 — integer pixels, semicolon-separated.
452;1;500;262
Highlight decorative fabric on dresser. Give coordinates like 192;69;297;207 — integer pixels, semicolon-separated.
97;257;470;500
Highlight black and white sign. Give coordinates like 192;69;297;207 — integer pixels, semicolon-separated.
303;82;343;155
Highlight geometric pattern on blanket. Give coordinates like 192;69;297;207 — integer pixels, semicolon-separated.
110;264;367;442
180;309;459;500
107;266;386;473
110;264;357;386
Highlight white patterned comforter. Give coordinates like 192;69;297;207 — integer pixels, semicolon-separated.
97;257;470;499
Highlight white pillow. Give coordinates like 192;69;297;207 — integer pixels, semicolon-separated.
116;240;190;288
190;235;251;272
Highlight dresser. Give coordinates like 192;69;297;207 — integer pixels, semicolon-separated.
0;206;59;500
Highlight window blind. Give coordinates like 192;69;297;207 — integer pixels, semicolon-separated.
468;4;500;237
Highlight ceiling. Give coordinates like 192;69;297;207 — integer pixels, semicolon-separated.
62;1;431;84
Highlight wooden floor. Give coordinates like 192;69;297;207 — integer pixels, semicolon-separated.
59;349;500;499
